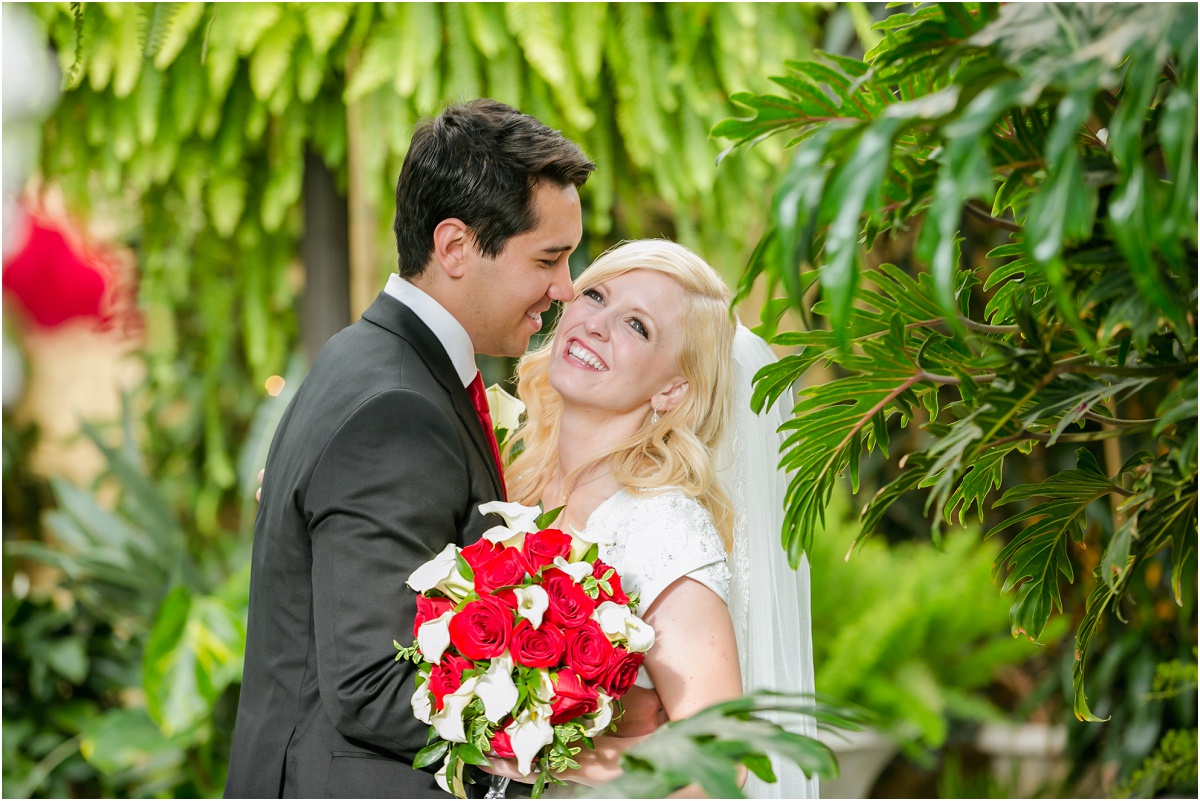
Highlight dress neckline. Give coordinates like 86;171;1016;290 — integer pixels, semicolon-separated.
572;485;689;538
573;487;629;538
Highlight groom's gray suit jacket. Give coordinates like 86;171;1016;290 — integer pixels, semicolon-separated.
225;292;504;798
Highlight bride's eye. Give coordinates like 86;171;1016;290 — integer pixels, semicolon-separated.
583;288;603;303
628;317;648;338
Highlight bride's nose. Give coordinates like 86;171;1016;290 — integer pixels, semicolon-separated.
583;311;609;338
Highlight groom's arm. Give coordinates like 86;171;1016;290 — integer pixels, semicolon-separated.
306;387;470;754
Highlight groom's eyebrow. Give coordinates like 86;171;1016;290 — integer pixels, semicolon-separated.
540;244;574;254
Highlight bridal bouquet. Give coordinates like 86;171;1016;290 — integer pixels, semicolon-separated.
396;500;654;798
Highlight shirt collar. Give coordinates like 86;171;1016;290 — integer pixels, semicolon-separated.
383;274;477;388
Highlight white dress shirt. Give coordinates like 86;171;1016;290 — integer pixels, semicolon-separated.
383;274;477;388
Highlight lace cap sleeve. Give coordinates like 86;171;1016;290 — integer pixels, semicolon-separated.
597;489;730;615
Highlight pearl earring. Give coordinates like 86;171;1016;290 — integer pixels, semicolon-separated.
651;404;661;424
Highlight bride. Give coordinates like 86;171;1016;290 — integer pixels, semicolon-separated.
485;239;818;798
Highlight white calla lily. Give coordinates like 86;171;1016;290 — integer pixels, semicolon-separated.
623;616;656;653
434;754;466;796
507;708;555;777
481;524;525;549
512;585;549;629
411;681;434;725
435;755;451;794
478;500;543;533
485;383;526;433
406;543;459;593
593;601;655;651
594;601;632;638
551;556;593;583
429;676;479;743
437;567;474;602
476;653;518;724
582;691;614;737
532;669;555;704
567;524;615;560
416;611;454;664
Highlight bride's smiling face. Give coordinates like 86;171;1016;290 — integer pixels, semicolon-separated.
548;269;689;418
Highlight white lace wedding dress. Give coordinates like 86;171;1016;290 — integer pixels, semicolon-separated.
568;483;818;798
590;488;732;691
541;487;729;800
544;325;819;799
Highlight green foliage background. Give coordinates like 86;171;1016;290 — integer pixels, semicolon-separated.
6;2;1197;798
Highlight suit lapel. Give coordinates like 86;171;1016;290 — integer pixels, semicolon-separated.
361;292;505;500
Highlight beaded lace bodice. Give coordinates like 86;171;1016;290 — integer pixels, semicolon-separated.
580;487;730;691
584;487;730;617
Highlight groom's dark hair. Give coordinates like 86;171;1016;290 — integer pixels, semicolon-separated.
392;99;595;278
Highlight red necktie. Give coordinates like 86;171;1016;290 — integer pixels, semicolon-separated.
467;372;507;499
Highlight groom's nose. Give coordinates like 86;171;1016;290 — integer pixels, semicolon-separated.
546;260;573;303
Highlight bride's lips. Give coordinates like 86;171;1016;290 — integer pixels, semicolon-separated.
563;338;608;371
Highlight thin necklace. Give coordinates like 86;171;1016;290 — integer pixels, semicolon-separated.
557;468;608;503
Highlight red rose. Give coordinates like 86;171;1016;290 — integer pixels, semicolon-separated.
475;548;530;595
590;559;630;605
542;570;595;628
599;646;645;698
563;619;614;680
489;725;516;759
447;596;512;660
491;588;518;609
549;668;600;724
413;594;456;638
522;529;572;572
510;619;566;668
460;538;502;570
428;653;473;711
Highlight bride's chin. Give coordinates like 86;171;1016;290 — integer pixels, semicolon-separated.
547;369;582;402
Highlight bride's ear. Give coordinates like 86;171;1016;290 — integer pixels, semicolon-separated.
652;380;690;414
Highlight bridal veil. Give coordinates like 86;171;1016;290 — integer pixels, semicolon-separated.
721;324;820;799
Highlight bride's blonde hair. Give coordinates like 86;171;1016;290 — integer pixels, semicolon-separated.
505;239;737;549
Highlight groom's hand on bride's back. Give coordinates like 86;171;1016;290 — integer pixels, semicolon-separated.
612;686;668;736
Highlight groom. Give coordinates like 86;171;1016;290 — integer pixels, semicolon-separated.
225;99;593;798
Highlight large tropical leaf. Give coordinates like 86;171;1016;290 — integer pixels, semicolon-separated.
988;449;1120;641
585;693;859;799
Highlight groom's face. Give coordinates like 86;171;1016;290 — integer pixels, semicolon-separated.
459;182;582;358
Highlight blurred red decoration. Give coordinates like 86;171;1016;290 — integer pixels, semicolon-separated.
3;216;110;328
